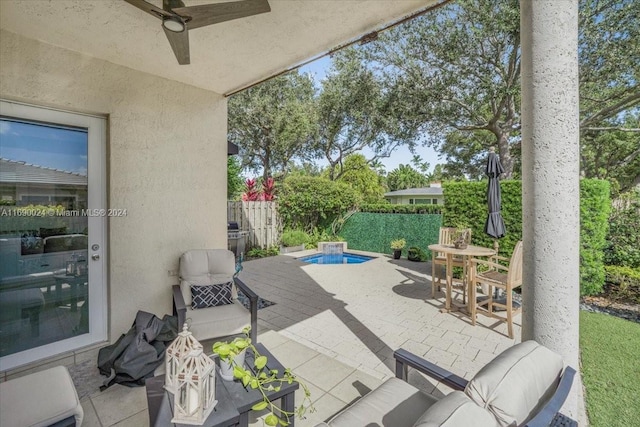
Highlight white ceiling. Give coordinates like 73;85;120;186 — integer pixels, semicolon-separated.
0;0;438;95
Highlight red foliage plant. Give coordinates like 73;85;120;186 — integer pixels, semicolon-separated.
262;177;276;201
242;178;260;201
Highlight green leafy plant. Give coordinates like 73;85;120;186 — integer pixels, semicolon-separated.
246;246;280;259
390;238;406;250
407;246;428;262
604;265;640;304
213;328;314;426
281;229;310;247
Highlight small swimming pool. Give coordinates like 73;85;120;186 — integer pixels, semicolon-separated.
299;253;374;264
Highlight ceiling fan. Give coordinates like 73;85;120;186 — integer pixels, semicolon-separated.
124;0;271;65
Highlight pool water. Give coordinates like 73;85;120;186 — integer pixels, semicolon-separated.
299;253;374;264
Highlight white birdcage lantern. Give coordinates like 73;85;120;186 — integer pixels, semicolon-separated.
165;323;201;394
171;345;218;425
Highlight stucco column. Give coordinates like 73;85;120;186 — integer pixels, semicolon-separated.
520;0;580;417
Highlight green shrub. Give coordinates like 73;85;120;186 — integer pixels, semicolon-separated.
278;176;361;232
442;179;610;296
339;212;441;256
407;246;428;262
604;190;640;268
604;265;640;304
307;228;343;247
442;181;522;255
246;246;280;259
281;229;310;247
580;180;611;295
360;204;443;214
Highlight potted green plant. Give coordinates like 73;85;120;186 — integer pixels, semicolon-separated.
280;229;310;254
212;335;250;381
212;328;314;426
390;238;406;259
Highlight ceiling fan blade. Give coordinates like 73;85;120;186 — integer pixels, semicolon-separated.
124;0;173;20
163;25;190;65
173;0;271;30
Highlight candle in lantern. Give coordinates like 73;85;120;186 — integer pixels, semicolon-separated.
188;387;199;414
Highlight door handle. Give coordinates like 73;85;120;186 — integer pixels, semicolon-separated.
92;254;100;261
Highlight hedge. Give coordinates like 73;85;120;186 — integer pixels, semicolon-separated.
580;180;611;295
442;179;610;296
339;212;442;257
604;190;640;268
360;204;443;214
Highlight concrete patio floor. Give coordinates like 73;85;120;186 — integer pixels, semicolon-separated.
76;250;530;426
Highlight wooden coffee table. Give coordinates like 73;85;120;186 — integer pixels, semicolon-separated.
146;343;298;427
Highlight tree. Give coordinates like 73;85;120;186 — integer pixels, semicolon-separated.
386;164;429;191
315;48;419;180
369;0;521;177
334;154;385;203
366;0;639;180
581;114;640;194
227;156;244;200
228;71;317;180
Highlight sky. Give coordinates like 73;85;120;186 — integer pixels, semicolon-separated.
299;56;440;175
0;119;88;175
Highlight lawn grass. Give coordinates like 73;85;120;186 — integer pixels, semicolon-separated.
580;311;640;426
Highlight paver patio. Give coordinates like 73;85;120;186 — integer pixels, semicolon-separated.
66;250;527;426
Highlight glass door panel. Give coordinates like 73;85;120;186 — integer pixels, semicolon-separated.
0;101;106;369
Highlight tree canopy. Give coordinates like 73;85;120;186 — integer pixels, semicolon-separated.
386;164;430;192
364;0;639;185
228;72;317;180
314;49;419;180
332;154;385;203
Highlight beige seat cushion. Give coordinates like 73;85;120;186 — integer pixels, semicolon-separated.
323;377;438;427
413;391;499;427
185;299;249;340
0;365;83;427
464;340;563;427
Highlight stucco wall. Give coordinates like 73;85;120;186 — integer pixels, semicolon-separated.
0;30;228;341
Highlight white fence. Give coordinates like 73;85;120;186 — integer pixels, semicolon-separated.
227;201;280;249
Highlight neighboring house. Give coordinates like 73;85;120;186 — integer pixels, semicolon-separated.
0;158;87;209
384;185;443;205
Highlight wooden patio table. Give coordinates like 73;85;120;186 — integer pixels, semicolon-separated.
428;244;496;312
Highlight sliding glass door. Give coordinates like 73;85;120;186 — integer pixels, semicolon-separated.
0;100;107;370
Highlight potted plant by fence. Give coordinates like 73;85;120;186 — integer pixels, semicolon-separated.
212;328;314;426
280;229;310;254
390;238;406;259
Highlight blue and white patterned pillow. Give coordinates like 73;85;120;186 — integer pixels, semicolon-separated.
191;282;233;309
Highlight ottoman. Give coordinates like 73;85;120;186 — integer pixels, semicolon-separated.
0;366;83;426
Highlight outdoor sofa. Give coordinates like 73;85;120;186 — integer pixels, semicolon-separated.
316;340;576;427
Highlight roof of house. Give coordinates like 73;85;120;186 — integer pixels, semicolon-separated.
384;187;444;197
0;158;87;186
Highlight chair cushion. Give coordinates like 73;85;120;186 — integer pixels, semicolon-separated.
464;340;564;427
413;391;499;427
179;249;236;306
191;282;233;309
0;366;83;427
186;299;249;340
326;377;438;427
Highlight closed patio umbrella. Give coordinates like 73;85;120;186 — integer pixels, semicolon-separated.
484;147;506;242
483;147;512;304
